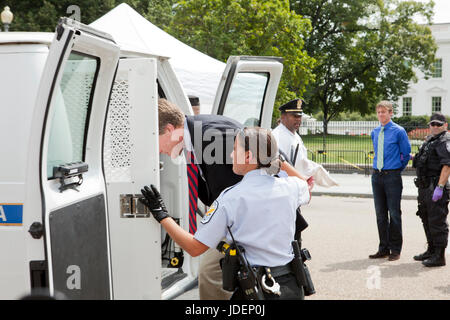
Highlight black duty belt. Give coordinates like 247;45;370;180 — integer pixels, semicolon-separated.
415;176;440;188
256;263;293;278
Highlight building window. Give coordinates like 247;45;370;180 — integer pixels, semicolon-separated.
432;96;442;113
432;58;442;78
402;97;412;116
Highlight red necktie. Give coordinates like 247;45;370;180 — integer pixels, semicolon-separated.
186;151;198;234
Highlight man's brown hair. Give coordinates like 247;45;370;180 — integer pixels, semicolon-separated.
158;98;185;135
376;100;393;112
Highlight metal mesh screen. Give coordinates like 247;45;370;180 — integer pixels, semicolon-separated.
104;71;132;182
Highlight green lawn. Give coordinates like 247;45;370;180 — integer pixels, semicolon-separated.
302;134;420;167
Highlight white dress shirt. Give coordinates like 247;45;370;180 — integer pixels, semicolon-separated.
272;123;307;166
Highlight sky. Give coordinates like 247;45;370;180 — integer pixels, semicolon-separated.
414;0;450;23
431;0;450;23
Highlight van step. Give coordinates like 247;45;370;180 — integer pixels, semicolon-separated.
161;268;187;290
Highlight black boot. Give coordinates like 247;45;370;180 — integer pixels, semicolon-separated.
413;245;434;261
422;247;446;267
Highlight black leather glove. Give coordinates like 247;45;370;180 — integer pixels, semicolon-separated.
140;184;169;223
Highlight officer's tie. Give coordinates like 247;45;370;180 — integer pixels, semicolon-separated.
377;126;384;170
186;151;198;234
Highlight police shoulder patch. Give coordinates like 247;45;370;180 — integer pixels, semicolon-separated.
201;200;219;224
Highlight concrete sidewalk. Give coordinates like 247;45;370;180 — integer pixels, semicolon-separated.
312;173;418;200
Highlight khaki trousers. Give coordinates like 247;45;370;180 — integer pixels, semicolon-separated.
198;248;233;300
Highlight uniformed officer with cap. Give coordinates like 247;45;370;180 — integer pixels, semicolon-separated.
272;99;308;167
140;127;311;299
413;112;450;267
188;95;200;115
272;99;315;239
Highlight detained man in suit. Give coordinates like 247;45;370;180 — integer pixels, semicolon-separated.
156;98;311;299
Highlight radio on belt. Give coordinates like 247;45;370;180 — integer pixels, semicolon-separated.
52;161;89;192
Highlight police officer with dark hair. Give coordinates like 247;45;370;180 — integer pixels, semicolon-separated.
140;127;311;300
413;112;450;267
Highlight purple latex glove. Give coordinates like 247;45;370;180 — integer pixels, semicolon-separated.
432;187;443;202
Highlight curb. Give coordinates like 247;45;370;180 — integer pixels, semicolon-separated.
312;192;417;200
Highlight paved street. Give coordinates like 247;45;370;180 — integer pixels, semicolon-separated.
303;196;449;300
177;194;449;300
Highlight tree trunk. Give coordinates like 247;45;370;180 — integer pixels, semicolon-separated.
322;103;329;135
322;106;328;163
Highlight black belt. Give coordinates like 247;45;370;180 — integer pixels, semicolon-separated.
373;168;401;173
256;263;293;278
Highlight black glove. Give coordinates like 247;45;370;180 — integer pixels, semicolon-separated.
140;184;169;223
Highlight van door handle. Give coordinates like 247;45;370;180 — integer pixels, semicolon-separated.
120;194;150;218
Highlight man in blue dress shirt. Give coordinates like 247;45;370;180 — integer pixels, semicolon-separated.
369;101;411;261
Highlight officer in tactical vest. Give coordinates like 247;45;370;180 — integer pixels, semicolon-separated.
412;112;450;267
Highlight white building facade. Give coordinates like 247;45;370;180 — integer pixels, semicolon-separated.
397;23;450;117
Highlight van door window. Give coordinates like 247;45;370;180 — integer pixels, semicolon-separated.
47;52;99;178
221;72;269;126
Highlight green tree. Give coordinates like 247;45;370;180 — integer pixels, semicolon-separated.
292;0;437;133
1;0;116;31
166;0;316;121
142;0;177;29
1;0;174;32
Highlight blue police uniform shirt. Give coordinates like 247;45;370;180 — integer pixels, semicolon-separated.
371;121;411;170
194;169;310;267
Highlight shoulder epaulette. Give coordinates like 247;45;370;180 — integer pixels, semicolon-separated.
441;131;450;142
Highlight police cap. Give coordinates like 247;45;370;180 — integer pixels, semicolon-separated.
188;95;200;106
429;112;447;125
279;99;304;115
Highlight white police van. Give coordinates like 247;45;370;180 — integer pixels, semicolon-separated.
0;18;283;299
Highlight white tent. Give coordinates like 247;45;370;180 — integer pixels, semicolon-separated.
90;3;225;114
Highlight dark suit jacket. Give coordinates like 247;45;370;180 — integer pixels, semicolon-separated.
185;115;243;206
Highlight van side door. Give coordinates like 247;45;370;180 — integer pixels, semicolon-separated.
35;18;120;299
103;57;160;299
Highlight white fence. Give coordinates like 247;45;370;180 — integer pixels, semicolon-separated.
299;120;379;135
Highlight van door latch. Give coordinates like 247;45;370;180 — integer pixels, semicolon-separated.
120;194;150;218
